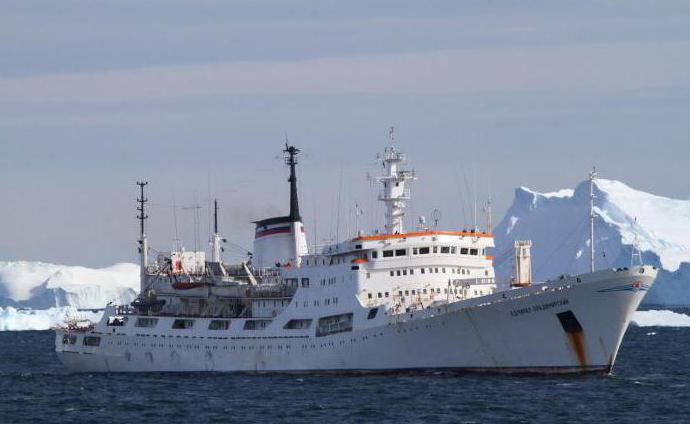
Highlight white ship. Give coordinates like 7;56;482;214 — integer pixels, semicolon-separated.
55;135;657;374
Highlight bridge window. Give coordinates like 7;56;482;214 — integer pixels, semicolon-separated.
135;317;158;328
377;292;382;298
244;320;271;330
372;251;378;259
301;278;310;287
421;268;425;274
83;336;101;346
441;246;450;254
367;308;379;320
383;250;394;258
316;313;353;337
208;320;231;330
396;270;401;276
461;248;469;255
284;319;312;330
412;248;418;255
470;248;479;255
403;270;407;276
419;247;430;255
172;319;195;329
390;271;394;277
433;246;438;253
395;249;407;257
451;247;457;254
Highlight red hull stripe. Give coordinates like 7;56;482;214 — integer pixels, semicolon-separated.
256;226;291;238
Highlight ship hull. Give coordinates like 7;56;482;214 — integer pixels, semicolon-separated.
55;268;653;374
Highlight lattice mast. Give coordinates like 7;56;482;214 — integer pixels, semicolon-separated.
211;199;222;263
136;181;149;289
372;127;416;234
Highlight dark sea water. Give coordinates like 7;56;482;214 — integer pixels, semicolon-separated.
0;327;689;423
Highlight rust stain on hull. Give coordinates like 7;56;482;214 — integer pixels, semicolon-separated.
566;331;588;367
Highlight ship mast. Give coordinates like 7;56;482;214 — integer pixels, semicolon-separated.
211;199;222;262
136;181;149;288
284;143;301;222
589;167;597;273
373;127;416;234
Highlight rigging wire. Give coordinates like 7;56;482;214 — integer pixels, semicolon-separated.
335;165;343;242
460;166;473;231
534;216;589;276
453;168;468;229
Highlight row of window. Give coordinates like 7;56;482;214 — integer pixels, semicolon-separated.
108;310;356;332
122;317;255;331
372;246;483;259
256;299;290;308
389;267;477;277
367;286;492;300
281;277;342;288
368;287;442;299
296;297;340;308
62;334;101;347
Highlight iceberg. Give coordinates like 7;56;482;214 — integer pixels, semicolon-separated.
631;310;690;327
494;179;690;305
0;261;138;310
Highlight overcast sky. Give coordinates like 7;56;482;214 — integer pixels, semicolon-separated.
1;0;689;267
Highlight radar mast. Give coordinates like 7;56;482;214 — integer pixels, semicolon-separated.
589;167;597;273
372;127;416;234
136;181;149;288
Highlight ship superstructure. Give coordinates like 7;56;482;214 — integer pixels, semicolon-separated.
55;135;657;374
